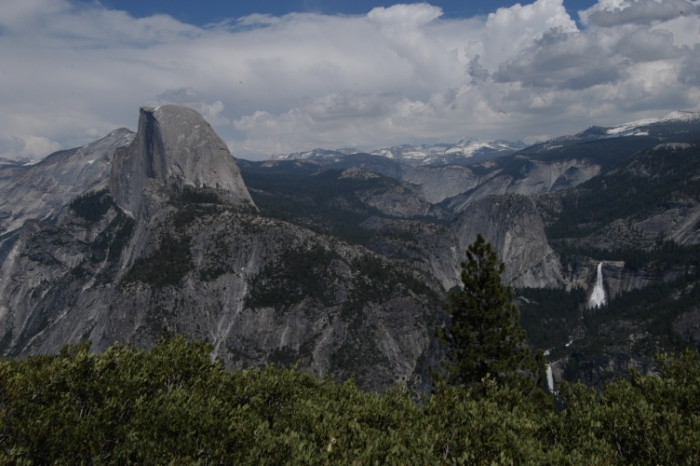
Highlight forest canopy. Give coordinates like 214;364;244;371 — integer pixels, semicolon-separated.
1;336;699;465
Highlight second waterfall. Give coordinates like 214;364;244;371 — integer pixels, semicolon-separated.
588;262;607;308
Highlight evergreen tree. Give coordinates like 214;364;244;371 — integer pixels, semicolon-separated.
438;234;547;401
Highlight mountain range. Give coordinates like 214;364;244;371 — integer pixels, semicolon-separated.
1;105;699;391
271;137;526;168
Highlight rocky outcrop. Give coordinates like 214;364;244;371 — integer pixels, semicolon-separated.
109;105;254;218
445;159;601;212
0;128;134;236
344;168;433;218
452;195;563;288
362;194;563;290
401;165;482;204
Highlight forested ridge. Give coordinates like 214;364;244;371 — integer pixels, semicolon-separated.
545;144;700;240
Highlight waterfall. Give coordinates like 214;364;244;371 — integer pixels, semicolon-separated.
588;262;606;308
546;364;554;393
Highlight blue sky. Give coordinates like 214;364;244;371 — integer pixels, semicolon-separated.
1;0;699;160
88;0;599;25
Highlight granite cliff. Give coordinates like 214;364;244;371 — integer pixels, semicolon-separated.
361;194;563;291
0;128;134;266
403;159;601;207
109;105;254;218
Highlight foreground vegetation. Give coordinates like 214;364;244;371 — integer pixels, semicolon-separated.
1;336;698;465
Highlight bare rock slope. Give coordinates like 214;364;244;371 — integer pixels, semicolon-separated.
0;128;134;236
363;194;563;291
109;105;254;218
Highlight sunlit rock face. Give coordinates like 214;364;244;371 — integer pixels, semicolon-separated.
402;165;482;204
0;128;134;237
109;105;254;218
452;194;563;288
361;193;564;291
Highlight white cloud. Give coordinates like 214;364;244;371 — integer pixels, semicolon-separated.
156;88;230;125
581;0;700;27
0;0;699;160
0;135;62;161
367;3;443;26
477;0;578;69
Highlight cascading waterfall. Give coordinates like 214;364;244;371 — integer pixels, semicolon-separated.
546;364;554;393
587;262;607;308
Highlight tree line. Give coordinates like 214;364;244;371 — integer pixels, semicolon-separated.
1;336;698;464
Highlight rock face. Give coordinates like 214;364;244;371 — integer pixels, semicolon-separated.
444;159;601;213
564;259;693;301
0;204;442;392
362;194;563;290
401;160;600;208
109;105;254;217
0;128;134;236
452;195;563;288
402;165;482;204
343;168;433;218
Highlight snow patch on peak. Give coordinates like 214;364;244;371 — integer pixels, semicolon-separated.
270;148;349;162
607;111;700;135
370;138;524;166
271;138;524;167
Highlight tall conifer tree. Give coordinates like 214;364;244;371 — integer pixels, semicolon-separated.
438;234;547;400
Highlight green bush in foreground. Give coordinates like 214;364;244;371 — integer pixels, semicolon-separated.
0;337;698;465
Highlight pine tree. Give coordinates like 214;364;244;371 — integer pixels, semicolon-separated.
438;234;547;401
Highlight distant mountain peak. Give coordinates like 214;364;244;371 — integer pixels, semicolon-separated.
607;111;700;136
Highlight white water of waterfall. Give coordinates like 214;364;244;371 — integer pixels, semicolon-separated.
588;262;607;308
546;365;554;393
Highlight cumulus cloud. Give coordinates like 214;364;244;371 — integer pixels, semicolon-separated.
0;135;62;161
679;45;700;85
492;25;683;90
1;0;700;160
581;0;700;27
156;88;229;125
468;56;489;82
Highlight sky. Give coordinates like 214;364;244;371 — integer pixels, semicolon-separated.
1;0;700;161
